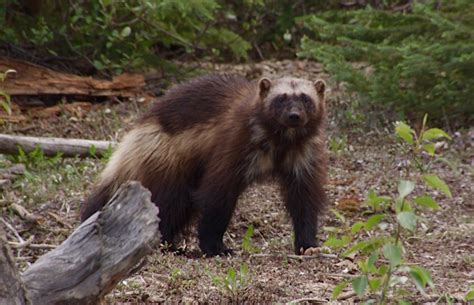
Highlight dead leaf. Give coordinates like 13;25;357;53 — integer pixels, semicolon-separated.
336;197;362;213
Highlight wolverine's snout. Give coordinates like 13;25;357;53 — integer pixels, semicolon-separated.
285;106;307;127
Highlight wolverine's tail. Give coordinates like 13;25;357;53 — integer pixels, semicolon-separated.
80;181;114;222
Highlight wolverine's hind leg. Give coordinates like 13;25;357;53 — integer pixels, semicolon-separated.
193;170;243;257
151;182;195;251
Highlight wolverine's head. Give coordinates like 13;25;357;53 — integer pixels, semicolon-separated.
258;77;326;129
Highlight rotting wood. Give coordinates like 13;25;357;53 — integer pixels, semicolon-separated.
0;57;145;97
0;181;160;305
0;225;30;305
0;134;116;158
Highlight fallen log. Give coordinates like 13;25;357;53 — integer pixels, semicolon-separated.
0;134;117;158
0;57;146;97
0;181;160;305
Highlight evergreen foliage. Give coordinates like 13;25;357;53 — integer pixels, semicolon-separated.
298;1;474;125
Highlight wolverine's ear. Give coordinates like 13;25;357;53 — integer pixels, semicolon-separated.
258;78;272;98
314;79;326;96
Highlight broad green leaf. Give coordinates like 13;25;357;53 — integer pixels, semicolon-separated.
383;243;402;267
422;143;436;156
422;128;451;141
367;251;378;271
332;281;349;299
369;278;381;291
397;211;417;232
414;196;440;209
378;265;388;275
423;174;452;198
365;190;391;210
324;236;351;248
465;289;474;301
343;237;385;257
365;214;385;230
395;198;404;214
343;240;370;257
351;221;365;234
398;180;415;199
357;260;369;273
395;198;413;213
352;276;368;296
398;300;411;305
409;266;434;293
395;122;414;145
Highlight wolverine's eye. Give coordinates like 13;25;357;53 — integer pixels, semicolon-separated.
274;94;287;105
301;94;312;106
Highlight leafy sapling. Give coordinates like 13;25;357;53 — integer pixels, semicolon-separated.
328;116;451;303
212;263;251;297
241;225;260;254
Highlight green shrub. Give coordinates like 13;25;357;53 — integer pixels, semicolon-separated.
0;0;250;73
298;1;474;126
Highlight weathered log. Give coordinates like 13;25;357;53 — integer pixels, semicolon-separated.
0;134;117;158
0;181;160;305
0;57;145;97
0;225;30;305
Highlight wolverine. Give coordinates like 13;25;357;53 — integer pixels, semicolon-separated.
80;74;328;256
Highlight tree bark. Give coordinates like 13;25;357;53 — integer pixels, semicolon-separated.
0;134;116;158
0;226;30;305
0;181;160;305
0;57;145;97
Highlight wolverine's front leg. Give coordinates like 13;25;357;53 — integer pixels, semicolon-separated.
279;169;327;254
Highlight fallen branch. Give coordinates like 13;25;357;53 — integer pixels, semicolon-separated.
8;241;57;250
1;181;161;305
250;252;338;260
10;203;41;223
0;134;116;158
288;296;327;304
7;236;35;249
0;57;145;97
0;217;25;244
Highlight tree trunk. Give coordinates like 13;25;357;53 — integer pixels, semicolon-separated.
0;181;160;305
0;134;116;158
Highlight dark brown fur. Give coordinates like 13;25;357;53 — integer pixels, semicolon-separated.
80;74;328;256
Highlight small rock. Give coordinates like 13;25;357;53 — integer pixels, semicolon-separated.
9;164;26;175
0;179;11;189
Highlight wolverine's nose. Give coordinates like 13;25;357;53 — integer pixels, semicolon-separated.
288;112;301;123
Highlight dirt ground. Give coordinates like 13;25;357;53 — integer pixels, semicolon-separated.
1;60;473;304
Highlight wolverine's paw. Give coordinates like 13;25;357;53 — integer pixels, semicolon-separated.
302;247;320;256
218;247;234;256
295;242;318;255
200;243;234;257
